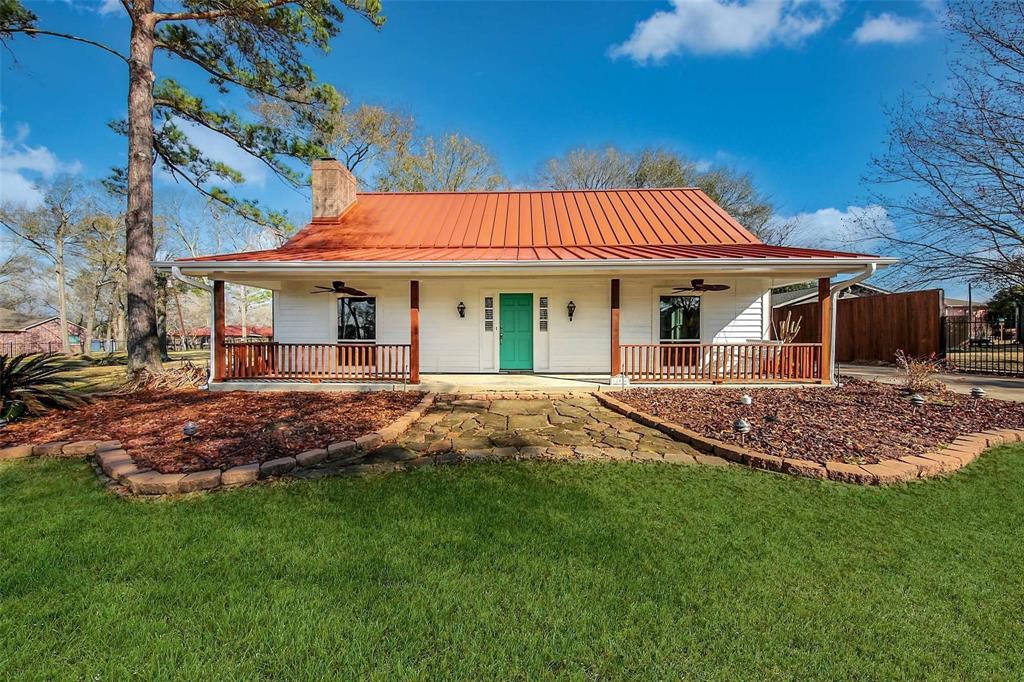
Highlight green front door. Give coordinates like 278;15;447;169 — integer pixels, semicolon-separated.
499;293;533;371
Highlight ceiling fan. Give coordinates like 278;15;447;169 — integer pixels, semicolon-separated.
673;279;731;293
310;281;368;296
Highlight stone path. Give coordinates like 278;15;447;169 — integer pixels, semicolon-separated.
382;393;706;465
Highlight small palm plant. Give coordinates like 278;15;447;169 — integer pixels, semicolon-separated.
0;353;88;420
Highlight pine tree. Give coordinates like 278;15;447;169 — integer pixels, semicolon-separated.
1;0;384;373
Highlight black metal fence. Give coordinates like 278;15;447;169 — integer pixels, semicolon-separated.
942;317;1023;376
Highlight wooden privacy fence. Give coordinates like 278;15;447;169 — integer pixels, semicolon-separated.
772;289;942;363
223;342;411;382
620;342;822;383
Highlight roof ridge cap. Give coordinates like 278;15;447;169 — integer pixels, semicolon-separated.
355;187;704;196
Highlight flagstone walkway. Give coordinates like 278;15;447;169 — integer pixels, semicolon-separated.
383;393;710;465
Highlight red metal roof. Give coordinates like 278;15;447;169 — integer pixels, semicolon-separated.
179;189;878;263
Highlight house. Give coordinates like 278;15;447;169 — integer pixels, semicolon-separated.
160;159;894;388
0;308;84;355
943;296;989;320
772;282;889;308
186;325;274;348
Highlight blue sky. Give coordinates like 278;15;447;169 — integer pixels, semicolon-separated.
1;1;953;281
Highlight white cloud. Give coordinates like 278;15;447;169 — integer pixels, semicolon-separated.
852;13;924;45
97;0;123;15
610;0;843;62
775;204;889;251
0;123;83;208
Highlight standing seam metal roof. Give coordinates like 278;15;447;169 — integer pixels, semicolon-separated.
178;188;880;263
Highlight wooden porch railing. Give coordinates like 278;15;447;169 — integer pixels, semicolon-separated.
223;342;411;382
620;342;822;383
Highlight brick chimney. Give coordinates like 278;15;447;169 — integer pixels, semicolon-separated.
312;158;357;219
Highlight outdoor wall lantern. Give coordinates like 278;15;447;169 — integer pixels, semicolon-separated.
567;300;577;322
457;301;466;318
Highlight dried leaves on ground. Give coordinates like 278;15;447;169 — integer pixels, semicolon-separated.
0;389;423;473
616;379;1024;464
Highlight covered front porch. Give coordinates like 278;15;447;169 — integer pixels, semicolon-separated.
201;274;837;388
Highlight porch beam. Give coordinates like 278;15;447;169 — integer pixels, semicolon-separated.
213;280;226;382
610;278;621;376
410;280;420;384
818;277;832;384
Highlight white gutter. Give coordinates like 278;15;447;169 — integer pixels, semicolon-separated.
156;256;896;274
826;263;877;384
171;265;212;292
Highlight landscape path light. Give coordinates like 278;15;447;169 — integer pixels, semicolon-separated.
733;417;751;446
970;386;986;410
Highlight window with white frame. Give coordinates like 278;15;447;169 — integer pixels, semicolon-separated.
338;296;376;342
658;295;700;343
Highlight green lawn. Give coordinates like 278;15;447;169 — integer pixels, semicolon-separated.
56;350;210;394
2;450;1023;679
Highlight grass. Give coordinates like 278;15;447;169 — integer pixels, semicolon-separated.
2;450;1024;679
55;350;210;393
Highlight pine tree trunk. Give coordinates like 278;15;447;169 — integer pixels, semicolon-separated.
125;6;162;374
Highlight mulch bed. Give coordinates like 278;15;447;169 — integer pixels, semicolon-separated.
615;379;1024;465
0;389;423;473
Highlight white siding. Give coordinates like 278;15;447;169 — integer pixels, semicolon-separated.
271;275;771;373
620;277;770;346
273;283;334;343
273;281;409;345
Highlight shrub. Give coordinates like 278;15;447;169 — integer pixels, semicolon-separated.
895;350;946;394
0;353;88;418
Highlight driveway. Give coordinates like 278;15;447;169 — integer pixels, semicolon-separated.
841;364;1024;402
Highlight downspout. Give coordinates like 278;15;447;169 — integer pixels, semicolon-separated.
171;266;215;383
170;266;212;292
827;263;877;384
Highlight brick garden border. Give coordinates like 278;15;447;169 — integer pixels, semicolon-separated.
0;393;436;496
594;392;1024;485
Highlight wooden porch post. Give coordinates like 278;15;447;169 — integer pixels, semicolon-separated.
213;280;226;382
410;280;420;384
818;277;832;384
610;278;621;377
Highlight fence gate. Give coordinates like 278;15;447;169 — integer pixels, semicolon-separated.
942;317;1023;376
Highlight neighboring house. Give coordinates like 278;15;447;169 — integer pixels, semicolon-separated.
943;297;989;320
186;325;273;348
772;282;889;308
162;159;894;388
0;308;84;354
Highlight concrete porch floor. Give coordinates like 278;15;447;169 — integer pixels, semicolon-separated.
210;373;826;394
421;374;614;393
207;373;616;394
